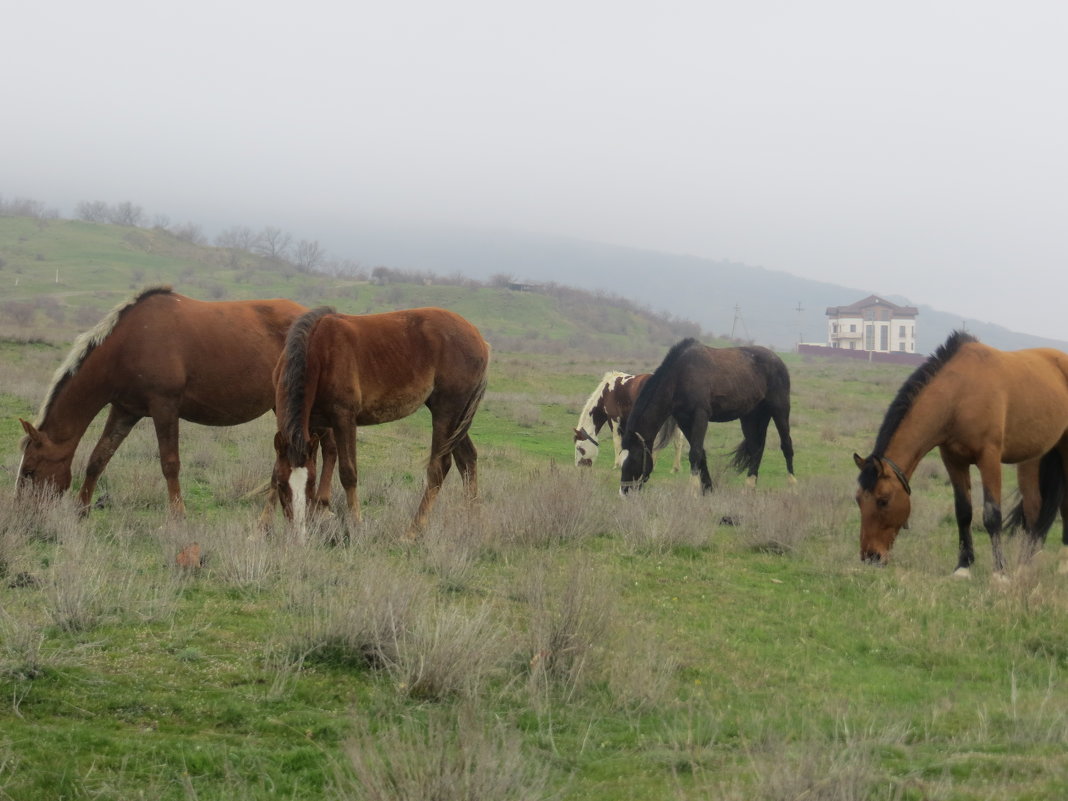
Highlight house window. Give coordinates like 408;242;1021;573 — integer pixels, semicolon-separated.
849;324;856;333
865;325;875;351
899;343;906;352
899;325;906;338
880;325;889;351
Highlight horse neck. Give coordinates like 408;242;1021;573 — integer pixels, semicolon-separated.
631;381;674;444
882;391;953;476
37;365;112;447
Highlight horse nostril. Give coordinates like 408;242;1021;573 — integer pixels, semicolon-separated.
862;552;885;566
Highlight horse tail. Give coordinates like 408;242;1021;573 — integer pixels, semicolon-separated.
1006;449;1066;540
279;306;335;465
434;341;491;462
730;441;759;474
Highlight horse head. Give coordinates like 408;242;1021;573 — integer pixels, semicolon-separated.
619;431;653;495
573;427;599;467
854;452;912;564
16;419;74;498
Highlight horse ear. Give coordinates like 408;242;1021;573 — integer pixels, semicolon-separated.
19;419;42;444
853;453;865;470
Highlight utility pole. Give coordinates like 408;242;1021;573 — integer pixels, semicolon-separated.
795;301;804;347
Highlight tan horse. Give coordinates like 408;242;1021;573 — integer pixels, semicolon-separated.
573;371;684;471
268;306;490;540
17;286;334;515
854;331;1068;576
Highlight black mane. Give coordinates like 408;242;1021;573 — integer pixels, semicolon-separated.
859;330;977;489
624;337;699;444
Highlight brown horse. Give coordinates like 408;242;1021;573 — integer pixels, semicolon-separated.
269;306;490;539
573;371;684;471
619;338;795;494
17;286;335;514
854;331;1068;576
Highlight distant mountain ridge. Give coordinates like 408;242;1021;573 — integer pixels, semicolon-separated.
322;222;1068;355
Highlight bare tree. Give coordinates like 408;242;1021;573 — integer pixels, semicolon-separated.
294;239;325;272
170;221;205;244
107;201;144;227
215;225;262;252
255;226;292;261
75;200;110;222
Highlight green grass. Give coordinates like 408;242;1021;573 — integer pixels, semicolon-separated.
2;218;1068;799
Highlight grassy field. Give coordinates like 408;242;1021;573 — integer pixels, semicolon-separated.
3;219;1068;799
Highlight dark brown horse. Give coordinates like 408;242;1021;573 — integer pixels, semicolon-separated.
619;338;795;494
854;331;1068;576
573;370;683;471
17;286;335;514
269;306;490;540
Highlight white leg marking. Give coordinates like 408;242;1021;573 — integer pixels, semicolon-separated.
952;566;971;579
289;467;308;543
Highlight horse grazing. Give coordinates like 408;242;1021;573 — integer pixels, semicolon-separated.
619;338;795;494
16;286;335;515
269;306;490;540
573;371;684;471
854;331;1068;576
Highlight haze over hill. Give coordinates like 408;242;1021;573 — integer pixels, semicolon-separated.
315;220;1068;355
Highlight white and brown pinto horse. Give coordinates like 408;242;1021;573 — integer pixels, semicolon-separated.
573;371;683;472
16;286;335;515
269;306;490;540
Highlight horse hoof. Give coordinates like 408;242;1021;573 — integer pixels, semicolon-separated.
991;571;1011;586
744;475;757;490
951;567;971;579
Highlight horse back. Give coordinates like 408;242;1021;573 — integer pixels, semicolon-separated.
697;345;789;418
103;293;307;423
309;307;489;425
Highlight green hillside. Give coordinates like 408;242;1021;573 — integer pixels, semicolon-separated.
0;216;706;361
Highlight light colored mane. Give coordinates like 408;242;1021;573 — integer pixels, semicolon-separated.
575;370;632;434
35;285;173;425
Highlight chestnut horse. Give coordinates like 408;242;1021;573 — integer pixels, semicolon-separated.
269;306;490;540
854;331;1068;576
16;286;334;514
619;338;795;494
573;371;684;471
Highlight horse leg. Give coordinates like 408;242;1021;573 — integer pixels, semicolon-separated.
611;422;626;468
149;406;185;517
940;450;976;576
451;433;479;502
333;422;361;525
312;428;338;510
738;410;771;490
679;413;712;494
771;405;796;485
78;405;141;512
1014;459;1045;565
671;428;684;473
975;449;1007;577
409;414;456;536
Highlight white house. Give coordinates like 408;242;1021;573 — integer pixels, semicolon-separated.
825;295;918;354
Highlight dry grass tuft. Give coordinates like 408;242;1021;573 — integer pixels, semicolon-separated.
521;558;617;698
335;706;552;801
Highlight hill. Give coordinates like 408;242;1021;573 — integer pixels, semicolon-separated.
316;220;1068;354
0;216;704;362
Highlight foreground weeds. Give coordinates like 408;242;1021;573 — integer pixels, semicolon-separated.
4;355;1068;799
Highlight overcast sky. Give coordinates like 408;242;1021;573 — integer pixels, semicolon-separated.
5;1;1068;339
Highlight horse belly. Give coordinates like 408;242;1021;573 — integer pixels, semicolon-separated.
355;388;432;425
